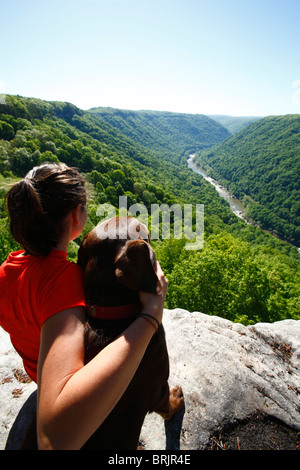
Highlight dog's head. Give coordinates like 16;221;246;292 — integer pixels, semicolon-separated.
78;216;162;307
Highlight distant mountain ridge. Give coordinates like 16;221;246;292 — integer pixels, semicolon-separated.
88;107;230;164
208;114;261;134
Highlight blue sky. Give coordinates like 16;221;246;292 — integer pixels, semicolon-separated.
1;0;300;116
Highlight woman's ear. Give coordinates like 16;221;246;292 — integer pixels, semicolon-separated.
70;205;87;241
71;204;83;225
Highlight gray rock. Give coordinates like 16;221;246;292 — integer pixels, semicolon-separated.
1;309;300;450
0;327;36;450
141;309;300;450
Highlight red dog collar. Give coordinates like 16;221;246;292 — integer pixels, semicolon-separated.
86;303;140;320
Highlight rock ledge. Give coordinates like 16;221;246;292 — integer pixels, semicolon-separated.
1;309;300;450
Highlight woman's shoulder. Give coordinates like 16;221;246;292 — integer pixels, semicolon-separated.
43;249;83;277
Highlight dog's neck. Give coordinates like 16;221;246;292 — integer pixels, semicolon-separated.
86;303;141;320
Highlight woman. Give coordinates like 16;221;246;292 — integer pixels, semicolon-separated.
0;162;168;450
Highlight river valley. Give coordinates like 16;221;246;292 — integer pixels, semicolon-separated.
187;154;300;253
187;154;248;222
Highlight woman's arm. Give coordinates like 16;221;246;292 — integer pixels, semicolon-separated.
37;264;168;450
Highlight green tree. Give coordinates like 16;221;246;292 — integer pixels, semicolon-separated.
0;121;14;140
105;186;118;206
11;147;34;175
38;150;60;164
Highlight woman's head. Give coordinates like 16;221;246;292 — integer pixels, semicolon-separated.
5;163;87;256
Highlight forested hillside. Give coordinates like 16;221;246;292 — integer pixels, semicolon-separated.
195;115;300;246
89;107;230;164
0;95;299;325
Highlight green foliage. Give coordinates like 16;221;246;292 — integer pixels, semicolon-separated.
156;234;300;325
0;95;299;326
0;120;15;140
0;218;20;264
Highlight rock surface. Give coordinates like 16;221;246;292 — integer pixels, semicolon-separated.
141;309;300;450
0;327;36;450
1;308;300;450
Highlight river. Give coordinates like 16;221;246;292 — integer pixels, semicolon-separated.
187;154;300;253
187;154;248;222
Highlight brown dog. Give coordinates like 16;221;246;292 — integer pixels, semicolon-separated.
77;216;184;450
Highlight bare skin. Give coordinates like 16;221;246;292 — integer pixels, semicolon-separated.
37;205;168;450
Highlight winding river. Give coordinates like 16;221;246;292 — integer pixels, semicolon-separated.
187;154;248;222
187;154;300;252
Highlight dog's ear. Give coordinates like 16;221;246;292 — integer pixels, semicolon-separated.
115;240;162;295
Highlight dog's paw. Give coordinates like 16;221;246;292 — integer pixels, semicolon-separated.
169;386;184;413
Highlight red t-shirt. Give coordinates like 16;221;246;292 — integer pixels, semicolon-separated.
0;249;86;383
